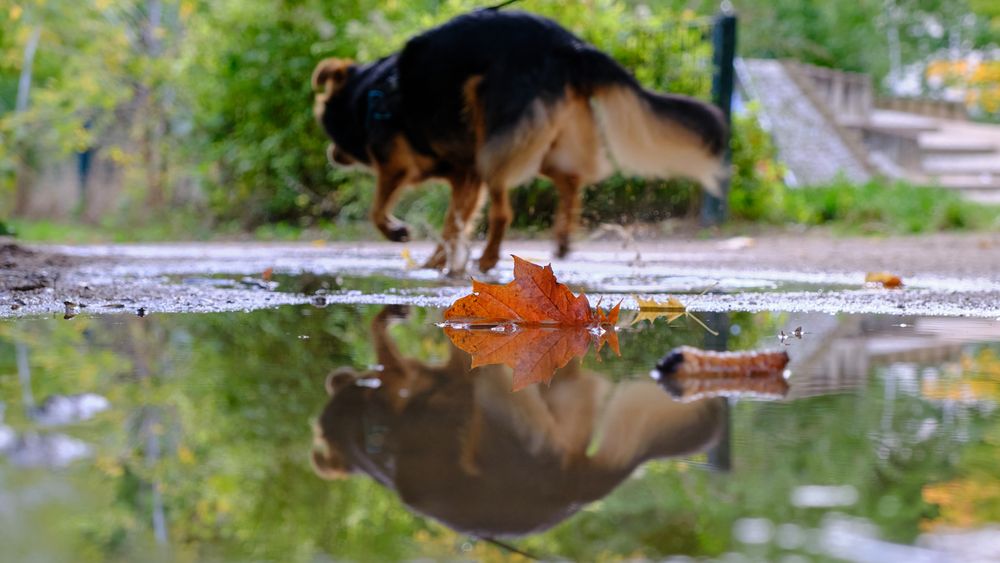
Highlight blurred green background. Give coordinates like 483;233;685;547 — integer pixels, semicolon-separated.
1;0;998;241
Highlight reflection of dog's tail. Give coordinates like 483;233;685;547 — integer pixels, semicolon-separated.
575;49;728;196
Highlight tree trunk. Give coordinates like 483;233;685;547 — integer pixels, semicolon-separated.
12;26;42;216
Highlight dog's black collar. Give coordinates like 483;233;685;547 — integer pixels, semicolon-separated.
365;68;399;130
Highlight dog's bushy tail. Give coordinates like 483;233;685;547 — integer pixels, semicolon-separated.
573;49;728;196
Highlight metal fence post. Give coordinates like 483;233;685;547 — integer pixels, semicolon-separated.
702;6;737;227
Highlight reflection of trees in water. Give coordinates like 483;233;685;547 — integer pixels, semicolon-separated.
0;308;995;560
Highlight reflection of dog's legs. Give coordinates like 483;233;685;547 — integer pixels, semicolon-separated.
538;362;611;465
425;175;484;270
370;306;414;412
477;182;511;273
371;173;411;242
549;171;584;259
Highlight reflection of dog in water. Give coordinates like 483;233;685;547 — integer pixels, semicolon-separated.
311;306;725;537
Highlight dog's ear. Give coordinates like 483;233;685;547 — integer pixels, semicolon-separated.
325;367;359;396
311;58;354;93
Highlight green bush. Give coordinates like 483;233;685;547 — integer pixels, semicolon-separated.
728;105;787;222
780;179;1000;234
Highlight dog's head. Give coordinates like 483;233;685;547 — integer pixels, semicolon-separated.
311;58;364;167
310;366;366;480
311;58;354;111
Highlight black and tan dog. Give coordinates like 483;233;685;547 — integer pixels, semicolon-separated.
311;306;725;537
313;10;727;274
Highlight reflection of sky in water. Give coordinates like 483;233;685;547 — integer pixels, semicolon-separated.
0;305;999;561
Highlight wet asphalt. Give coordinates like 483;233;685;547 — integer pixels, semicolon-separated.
3;235;1000;319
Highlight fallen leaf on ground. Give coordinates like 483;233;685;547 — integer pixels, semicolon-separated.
444;256;619;325
443;256;620;388
633;296;688;324
652;346;790;401
631;295;718;335
865;272;904;288
401;248;417;270
444;324;619;391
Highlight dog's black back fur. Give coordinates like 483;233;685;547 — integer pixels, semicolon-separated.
397;10;725;161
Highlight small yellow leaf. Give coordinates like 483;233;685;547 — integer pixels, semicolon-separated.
401;248;417;270
631;295;718;335
632;296;688;325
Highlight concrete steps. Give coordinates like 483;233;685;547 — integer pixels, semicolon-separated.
740;59;1000;202
923;155;1000;174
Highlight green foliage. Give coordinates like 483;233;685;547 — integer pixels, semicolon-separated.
730;0;999;83
728;106;788;222
780;179;1000;234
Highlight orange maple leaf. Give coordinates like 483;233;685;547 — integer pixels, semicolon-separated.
444;256;620;325
444;325;620;391
443;256;620;389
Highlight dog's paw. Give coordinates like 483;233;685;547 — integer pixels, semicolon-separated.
383;304;411;319
555;241;571;259
477;254;500;273
444;265;468;279
386;223;411;242
422;246;447;270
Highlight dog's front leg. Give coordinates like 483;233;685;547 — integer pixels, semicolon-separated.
476;182;512;273
370;305;418;413
371;173;410;242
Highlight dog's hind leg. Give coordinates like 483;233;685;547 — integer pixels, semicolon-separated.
548;171;584;259
476;181;512;273
541;95;608;260
475;119;560;271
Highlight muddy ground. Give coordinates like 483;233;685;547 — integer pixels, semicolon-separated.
2;232;999;319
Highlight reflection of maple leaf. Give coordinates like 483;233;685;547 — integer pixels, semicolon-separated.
631;295;718;335
652;346;790;401
444;325;620;391
445;256;620;325
865;272;904;288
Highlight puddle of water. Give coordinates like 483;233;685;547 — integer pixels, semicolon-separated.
181;268;861;301
2;304;1000;561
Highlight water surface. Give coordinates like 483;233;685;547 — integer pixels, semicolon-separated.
2;302;999;561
